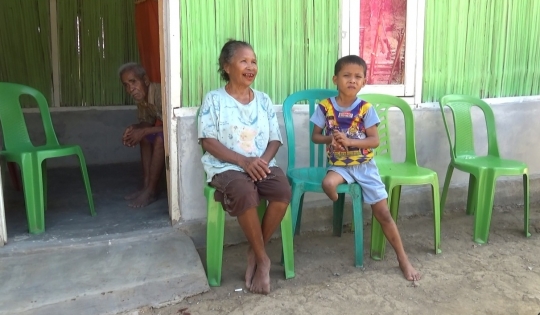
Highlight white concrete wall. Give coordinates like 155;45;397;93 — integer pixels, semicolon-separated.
175;99;540;245
0;106;140;168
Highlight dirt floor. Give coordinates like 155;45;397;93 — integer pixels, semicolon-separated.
126;205;540;315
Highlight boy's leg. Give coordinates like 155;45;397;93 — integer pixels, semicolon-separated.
371;200;420;281
129;135;165;207
322;170;347;201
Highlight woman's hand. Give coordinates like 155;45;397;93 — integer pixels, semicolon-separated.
122;125;135;147
239;156;271;181
123;127;146;147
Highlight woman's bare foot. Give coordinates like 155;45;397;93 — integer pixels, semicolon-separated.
128;189;157;208
399;259;421;281
245;247;257;288
250;255;271;295
124;190;142;200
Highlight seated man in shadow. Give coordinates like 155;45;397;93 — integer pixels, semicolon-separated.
119;63;165;208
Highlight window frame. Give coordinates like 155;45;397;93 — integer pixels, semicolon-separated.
340;0;425;104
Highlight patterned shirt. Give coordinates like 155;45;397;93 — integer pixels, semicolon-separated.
310;97;380;166
137;82;162;124
198;87;283;182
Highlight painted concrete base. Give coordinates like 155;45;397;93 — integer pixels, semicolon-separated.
0;228;209;315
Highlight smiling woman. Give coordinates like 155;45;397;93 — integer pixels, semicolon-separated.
197;39;292;295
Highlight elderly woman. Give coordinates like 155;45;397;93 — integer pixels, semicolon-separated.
198;40;291;295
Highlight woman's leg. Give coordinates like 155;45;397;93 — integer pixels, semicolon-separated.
236;207;271;294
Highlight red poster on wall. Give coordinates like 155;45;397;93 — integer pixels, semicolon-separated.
360;0;406;85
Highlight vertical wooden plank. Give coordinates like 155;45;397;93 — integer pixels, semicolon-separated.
159;0;181;223
49;0;61;107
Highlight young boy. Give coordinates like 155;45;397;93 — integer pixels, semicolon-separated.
310;55;420;281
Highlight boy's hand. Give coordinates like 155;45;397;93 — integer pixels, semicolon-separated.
332;130;350;148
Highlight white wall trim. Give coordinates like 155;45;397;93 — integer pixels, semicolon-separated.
413;0;426;104
160;0;181;223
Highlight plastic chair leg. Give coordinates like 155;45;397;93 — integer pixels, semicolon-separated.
41;160;47;212
440;164;454;214
20;156;46;234
472;173;496;244
466;175;477;215
431;181;442;254
76;151;96;216
280;205;295;279
350;184;364;267
523;173;531;237
389;186;401;222
290;182;304;235
7;161;22;191
256;199;266;223
206;199;225;287
333;193;345;237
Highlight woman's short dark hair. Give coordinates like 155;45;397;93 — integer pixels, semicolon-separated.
218;39;253;81
118;62;146;80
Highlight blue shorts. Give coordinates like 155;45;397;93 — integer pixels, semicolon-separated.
328;159;388;205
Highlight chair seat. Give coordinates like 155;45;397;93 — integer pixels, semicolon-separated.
454;156;527;175
287;167;356;193
377;162;438;184
1;144;79;157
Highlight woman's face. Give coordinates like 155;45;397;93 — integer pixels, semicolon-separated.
224;47;258;86
121;70;149;102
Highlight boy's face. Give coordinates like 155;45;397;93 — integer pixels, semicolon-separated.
332;63;366;97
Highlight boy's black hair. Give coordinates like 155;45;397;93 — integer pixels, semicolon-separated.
334;55;367;76
218;39;253;81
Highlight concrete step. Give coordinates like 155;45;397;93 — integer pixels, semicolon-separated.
0;228;209;315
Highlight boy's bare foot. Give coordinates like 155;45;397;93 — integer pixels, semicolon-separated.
128;190;157;208
124;190;142;200
399;260;421;281
245;247;257;288
250;256;271;295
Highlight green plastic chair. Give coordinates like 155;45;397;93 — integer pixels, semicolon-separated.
283;89;365;267
0;82;95;234
196;107;295;287
439;95;530;244
360;94;441;260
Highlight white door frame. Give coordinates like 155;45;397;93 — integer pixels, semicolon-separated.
340;0;425;104
0;163;7;246
159;0;182;224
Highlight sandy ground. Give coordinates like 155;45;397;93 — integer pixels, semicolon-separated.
126;205;540;315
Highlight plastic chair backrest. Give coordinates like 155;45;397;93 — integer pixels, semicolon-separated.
282;89;338;169
0;82;59;152
359;94;418;165
439;94;500;160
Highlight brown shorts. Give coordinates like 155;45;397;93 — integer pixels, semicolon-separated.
210;167;292;217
